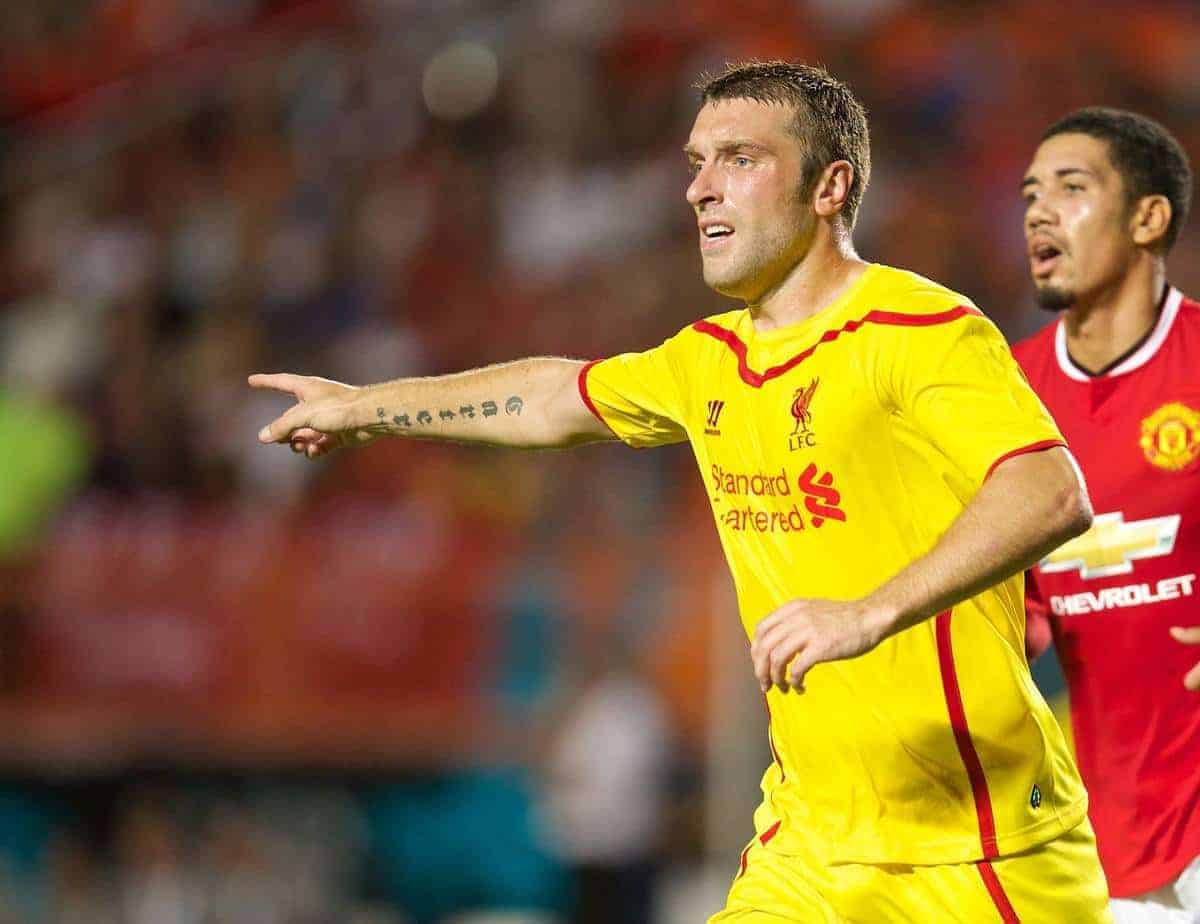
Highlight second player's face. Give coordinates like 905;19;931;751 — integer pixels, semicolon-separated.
684;99;811;302
1021;133;1136;310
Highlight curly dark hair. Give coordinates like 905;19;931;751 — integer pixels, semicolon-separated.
697;61;871;229
1043;107;1193;253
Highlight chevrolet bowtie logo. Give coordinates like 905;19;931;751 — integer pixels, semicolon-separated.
1039;511;1181;580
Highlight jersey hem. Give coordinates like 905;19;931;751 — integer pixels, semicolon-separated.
755;795;1089;866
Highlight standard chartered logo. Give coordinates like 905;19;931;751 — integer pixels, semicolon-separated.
708;463;846;533
1038;511;1181;580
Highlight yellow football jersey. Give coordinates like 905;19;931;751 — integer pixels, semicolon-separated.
579;263;1086;865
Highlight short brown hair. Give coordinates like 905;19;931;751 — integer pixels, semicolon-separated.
697;61;871;228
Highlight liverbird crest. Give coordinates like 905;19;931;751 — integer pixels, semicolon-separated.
790;378;820;425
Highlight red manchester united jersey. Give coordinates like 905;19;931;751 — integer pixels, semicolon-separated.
1013;287;1200;897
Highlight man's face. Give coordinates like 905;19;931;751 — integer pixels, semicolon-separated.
1021;132;1136;311
685;99;812;302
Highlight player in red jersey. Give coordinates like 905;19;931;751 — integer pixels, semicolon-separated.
1014;107;1200;921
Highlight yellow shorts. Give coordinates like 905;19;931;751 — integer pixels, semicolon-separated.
709;817;1111;923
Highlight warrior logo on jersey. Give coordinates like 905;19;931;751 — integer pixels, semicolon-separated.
1140;401;1200;471
705;399;725;436
1039;511;1181;579
788;379;820;451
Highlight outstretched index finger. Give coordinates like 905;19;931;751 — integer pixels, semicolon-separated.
248;373;311;399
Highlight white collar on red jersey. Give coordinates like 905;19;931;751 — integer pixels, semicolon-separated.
1054;286;1183;381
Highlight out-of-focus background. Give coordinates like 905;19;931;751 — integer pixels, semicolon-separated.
1;1;1198;921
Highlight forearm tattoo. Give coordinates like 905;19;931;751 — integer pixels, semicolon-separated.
376;396;524;433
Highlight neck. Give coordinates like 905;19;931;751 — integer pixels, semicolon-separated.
749;229;867;332
1062;256;1167;373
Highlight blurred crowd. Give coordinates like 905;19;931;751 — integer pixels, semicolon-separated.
2;0;1200;920
0;783;375;924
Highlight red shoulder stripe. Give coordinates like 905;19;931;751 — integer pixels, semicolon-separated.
692;305;982;388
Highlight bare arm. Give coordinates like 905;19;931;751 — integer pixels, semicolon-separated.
250;358;613;455
752;446;1093;692
865;446;1092;637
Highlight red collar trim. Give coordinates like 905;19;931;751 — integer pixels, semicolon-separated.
692;305;981;388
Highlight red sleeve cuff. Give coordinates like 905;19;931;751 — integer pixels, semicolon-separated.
577;359;620;438
984;439;1067;481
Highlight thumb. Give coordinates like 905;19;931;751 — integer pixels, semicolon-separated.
259;401;325;444
1170;626;1200;645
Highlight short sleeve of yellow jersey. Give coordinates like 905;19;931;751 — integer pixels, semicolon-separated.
579;331;690;448
883;310;1065;486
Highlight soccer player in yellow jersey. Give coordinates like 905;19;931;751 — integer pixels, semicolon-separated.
252;62;1111;921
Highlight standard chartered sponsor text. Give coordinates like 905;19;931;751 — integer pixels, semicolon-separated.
720;503;810;533
711;464;792;498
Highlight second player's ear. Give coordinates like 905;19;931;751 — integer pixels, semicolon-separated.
1131;194;1172;249
812;160;854;220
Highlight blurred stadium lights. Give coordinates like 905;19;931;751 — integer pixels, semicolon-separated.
4;0;351;193
422;41;500;121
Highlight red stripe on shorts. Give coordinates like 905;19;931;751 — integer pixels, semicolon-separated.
977;860;1020;923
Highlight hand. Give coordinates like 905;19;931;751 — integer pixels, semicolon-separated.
249;373;376;459
1169;626;1200;691
751;597;892;694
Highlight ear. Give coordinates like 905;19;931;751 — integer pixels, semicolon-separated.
812;160;854;220
1131;194;1172;249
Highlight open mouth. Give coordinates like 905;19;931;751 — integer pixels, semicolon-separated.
700;224;734;250
1030;243;1062;276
